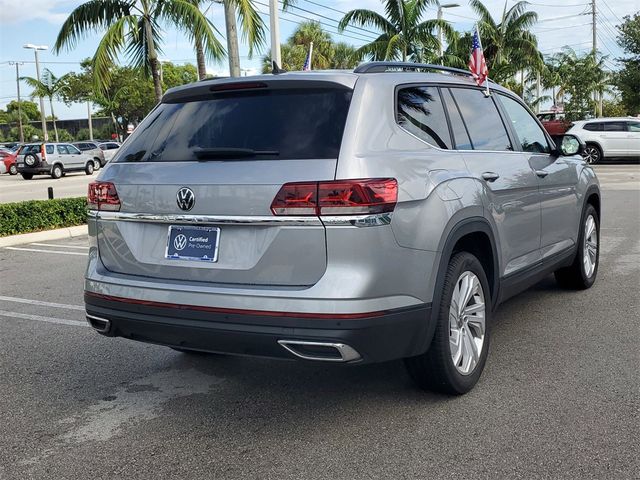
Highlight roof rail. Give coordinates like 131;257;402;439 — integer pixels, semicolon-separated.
354;61;486;81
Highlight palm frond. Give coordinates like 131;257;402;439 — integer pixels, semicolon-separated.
53;0;132;52
92;15;135;92
229;0;266;57
338;9;395;34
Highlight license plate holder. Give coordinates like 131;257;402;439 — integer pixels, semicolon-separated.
165;225;220;262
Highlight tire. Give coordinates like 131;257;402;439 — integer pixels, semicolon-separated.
85;162;94;175
582;144;602;164
9;164;17;175
93;159;101;171
405;252;491;395
555;204;599;289
21;173;33;180
51;164;63;179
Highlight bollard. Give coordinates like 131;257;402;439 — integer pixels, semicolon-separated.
48;187;54;200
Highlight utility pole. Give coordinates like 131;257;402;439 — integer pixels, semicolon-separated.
224;0;241;77
536;71;541;114
269;0;281;68
87;101;93;140
23;44;48;141
437;3;459;63
591;0;597;54
9;62;25;143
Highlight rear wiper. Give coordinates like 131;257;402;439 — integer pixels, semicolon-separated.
193;148;279;159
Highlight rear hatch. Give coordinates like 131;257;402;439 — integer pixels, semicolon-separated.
95;78;354;286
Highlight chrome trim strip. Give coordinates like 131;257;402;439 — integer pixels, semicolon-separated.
277;340;362;362
89;210;323;226
89;211;392;227
321;212;392;227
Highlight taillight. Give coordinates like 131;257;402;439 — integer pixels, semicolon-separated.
88;181;121;211
40;144;46;162
271;178;397;216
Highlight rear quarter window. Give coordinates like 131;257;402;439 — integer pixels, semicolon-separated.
583;123;603;131
114;87;353;162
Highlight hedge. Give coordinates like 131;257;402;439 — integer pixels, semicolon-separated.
0;197;87;236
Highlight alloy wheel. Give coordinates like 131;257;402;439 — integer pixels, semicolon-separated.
583;214;598;278
582;146;600;164
449;271;486;375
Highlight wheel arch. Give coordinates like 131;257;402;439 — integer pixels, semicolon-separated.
415;217;499;357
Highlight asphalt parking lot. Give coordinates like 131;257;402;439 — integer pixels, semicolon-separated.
1;165;638;479
0;170;98;204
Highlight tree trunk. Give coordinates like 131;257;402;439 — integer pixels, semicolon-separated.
195;36;207;80
49;97;59;143
144;19;163;102
224;0;241;77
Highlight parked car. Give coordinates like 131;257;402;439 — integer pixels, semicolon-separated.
0;148;18;175
537;111;571;136
567;117;640;163
98;142;121;162
16;143;97;179
73;141;107;168
0;142;21;151
84;62;600;394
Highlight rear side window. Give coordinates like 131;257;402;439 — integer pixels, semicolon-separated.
442;89;473;150
583;123;603;131
628;122;640;132
396;86;452;149
498;94;550;153
115;87;353;162
57;145;69;154
449;88;513;151
603;122;626;132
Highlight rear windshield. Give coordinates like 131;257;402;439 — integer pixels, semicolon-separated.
114;87;353;162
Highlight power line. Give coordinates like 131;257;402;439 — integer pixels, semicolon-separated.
599;0;625;25
288;0;381;38
532;22;592;32
528;2;590;6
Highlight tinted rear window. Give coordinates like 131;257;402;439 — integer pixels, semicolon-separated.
115;87;353;162
583;122;603;131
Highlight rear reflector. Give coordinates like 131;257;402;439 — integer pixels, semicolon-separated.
271;178;397;216
88;181;121;211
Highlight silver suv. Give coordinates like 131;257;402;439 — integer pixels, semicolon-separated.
17;142;97;179
84;63;600;394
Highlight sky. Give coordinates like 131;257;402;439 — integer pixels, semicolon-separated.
0;0;637;119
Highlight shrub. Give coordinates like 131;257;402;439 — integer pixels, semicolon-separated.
0;197;87;236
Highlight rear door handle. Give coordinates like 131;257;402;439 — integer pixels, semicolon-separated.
535;170;549;178
481;172;500;182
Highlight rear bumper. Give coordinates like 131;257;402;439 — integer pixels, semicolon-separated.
17;165;51;174
84;292;432;364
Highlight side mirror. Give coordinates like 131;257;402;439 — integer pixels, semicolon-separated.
554;134;584;157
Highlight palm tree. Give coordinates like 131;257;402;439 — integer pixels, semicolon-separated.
191;0;265;80
338;0;454;62
53;0;225;102
21;69;69;142
261;22;359;72
470;0;541;82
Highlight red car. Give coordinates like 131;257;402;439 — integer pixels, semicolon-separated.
0;148;18;175
537;112;571;136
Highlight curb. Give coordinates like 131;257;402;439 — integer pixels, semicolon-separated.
0;225;88;247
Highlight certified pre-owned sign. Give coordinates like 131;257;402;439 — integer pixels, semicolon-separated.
166;225;220;262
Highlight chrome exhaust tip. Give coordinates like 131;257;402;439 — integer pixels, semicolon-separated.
86;314;111;333
278;340;361;362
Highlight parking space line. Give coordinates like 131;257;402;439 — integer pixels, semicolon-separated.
0;295;85;311
4;246;86;256
0;310;87;328
29;243;88;249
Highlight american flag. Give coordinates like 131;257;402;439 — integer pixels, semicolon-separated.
302;42;314;71
469;27;488;87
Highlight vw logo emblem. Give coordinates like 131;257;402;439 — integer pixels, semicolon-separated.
176;187;195;211
173;234;188;251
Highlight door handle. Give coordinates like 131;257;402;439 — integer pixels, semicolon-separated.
481;172;500;182
535;170;549;178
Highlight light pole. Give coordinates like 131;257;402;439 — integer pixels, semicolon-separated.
269;0;281;68
9;61;25;143
437;3;459;62
23;44;48;141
